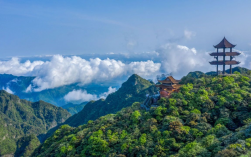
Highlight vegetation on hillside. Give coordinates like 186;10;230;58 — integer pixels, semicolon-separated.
64;74;158;127
0;90;71;156
42;74;158;142
32;72;251;157
62;103;87;115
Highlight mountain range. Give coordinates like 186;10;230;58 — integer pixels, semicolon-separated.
0;74;112;108
1;67;251;156
31;68;251;157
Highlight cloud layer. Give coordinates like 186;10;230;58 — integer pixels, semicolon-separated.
0;55;161;91
64;86;117;103
0;43;250;92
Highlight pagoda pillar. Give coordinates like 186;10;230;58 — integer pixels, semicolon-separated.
223;48;225;74
217;48;219;75
230;48;232;74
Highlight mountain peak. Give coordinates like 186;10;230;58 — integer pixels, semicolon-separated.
122;74;153;88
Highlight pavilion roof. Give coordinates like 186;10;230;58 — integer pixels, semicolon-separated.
155;84;181;89
214;37;236;48
157;76;180;84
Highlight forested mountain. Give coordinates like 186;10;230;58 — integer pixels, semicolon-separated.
62;103;87;115
0;74;111;107
0;90;71;156
42;74;158;141
32;72;251;157
64;74;158;127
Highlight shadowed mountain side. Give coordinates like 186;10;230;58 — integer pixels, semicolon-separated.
62;103;87;115
0;90;71;156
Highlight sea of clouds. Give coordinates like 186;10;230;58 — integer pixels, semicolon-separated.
0;43;250;102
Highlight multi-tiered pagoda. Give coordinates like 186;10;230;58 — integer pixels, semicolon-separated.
209;37;240;75
155;76;181;97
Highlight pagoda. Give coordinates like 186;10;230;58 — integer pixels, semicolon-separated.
209;37;240;74
155;76;181;97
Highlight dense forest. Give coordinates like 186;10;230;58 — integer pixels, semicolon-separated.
64;74;158;127
32;70;251;157
43;74;158;141
0;90;71;156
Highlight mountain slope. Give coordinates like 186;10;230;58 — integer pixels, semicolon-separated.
62;103;87;115
42;74;158;140
0;90;71;156
64;74;158;127
32;73;251;157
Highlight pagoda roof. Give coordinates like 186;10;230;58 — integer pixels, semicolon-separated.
157;76;180;84
214;37;236;48
210;52;240;56
209;60;240;65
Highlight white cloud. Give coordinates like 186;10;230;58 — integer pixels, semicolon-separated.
0;55;160;92
157;43;212;78
64;86;117;103
3;87;14;94
25;84;32;93
184;30;196;39
99;87;116;99
0;58;44;75
64;89;98;103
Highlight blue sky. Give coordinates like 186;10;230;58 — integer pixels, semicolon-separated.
1;0;251;93
1;0;251;58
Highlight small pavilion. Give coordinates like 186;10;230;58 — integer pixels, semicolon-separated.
155;76;181;97
209;37;240;74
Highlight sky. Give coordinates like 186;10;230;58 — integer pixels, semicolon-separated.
1;0;251;57
1;0;251;94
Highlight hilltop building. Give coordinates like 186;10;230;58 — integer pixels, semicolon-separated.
141;75;181;110
155;76;181;97
209;37;240;75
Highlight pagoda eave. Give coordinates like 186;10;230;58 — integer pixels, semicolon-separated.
209;60;240;65
158;80;180;84
214;45;236;48
210;52;241;56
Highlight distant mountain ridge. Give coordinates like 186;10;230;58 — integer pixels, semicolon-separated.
62;102;87;115
0;74;112;107
0;90;71;156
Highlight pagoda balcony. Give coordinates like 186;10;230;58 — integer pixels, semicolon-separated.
209;52;241;56
209;60;240;65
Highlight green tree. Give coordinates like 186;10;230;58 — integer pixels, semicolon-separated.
131;110;141;124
